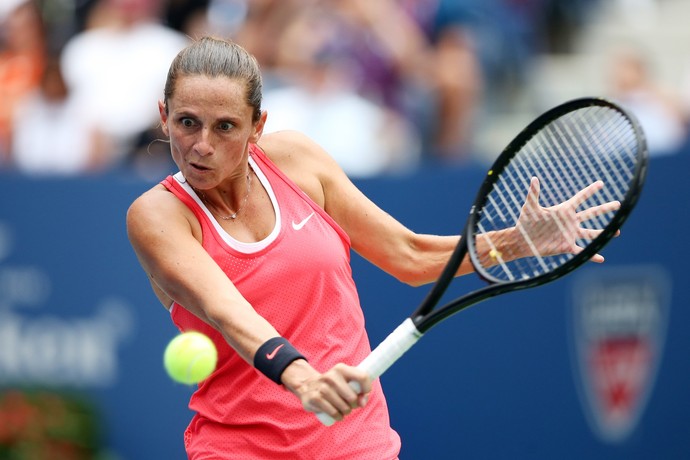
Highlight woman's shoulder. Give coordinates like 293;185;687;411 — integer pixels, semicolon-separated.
259;129;344;174
257;130;346;207
127;183;190;228
259;130;324;163
129;182;173;210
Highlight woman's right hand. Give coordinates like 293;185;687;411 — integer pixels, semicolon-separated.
281;360;372;423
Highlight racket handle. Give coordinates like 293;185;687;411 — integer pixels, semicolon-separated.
316;318;422;426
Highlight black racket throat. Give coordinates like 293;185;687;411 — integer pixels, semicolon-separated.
411;228;470;330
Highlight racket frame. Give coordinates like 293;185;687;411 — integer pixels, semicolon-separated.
413;98;648;334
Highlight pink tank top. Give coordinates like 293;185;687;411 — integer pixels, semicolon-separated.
161;144;400;459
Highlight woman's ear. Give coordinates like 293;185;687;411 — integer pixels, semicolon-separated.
250;110;268;143
158;100;169;137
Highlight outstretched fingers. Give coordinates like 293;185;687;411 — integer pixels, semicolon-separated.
570;237;606;263
577;200;621;223
525;176;541;210
568;180;604;209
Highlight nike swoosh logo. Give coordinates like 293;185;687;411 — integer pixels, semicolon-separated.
266;344;285;360
292;212;315;231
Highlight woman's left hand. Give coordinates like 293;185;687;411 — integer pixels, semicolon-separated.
514;177;621;263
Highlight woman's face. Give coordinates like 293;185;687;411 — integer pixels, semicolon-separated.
159;74;265;190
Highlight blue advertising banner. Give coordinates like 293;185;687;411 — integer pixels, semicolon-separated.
0;149;686;459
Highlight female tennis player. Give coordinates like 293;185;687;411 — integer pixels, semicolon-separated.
126;37;614;459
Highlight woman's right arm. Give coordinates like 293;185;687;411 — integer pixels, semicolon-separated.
126;186;370;421
126;186;279;361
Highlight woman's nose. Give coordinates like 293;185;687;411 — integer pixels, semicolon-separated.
193;128;213;156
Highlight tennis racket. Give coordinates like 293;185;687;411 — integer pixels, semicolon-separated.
317;97;648;426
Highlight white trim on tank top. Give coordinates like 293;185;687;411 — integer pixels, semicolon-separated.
173;155;281;254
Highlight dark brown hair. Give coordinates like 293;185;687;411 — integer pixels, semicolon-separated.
163;36;263;122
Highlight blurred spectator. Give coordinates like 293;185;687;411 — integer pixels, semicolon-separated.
238;0;483;172
11;55;112;176
409;0;484;162
607;45;686;156
0;0;589;177
231;0;304;86
539;0;600;53
196;0;251;38
262;6;420;178
0;0;46;165
59;0;189;169
164;0;211;34
124;0;215;181
317;0;483;163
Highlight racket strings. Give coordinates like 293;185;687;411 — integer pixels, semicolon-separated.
475;106;640;282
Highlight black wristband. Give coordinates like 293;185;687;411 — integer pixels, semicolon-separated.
254;337;307;385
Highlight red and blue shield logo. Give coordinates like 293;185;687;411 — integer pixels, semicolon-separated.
570;265;671;442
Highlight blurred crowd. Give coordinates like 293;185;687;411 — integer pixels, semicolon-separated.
0;0;687;181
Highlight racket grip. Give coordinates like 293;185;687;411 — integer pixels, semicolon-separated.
316;318;422;426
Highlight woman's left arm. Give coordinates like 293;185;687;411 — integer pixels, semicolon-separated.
260;130;471;286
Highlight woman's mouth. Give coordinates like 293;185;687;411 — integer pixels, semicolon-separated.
190;162;210;171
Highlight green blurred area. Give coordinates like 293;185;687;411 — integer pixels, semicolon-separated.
0;388;108;460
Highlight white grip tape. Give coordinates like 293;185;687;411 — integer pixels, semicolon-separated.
316;318;422;426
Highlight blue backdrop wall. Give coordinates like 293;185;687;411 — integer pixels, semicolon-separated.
0;148;686;459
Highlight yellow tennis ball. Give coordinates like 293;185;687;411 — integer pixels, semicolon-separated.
164;331;218;385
